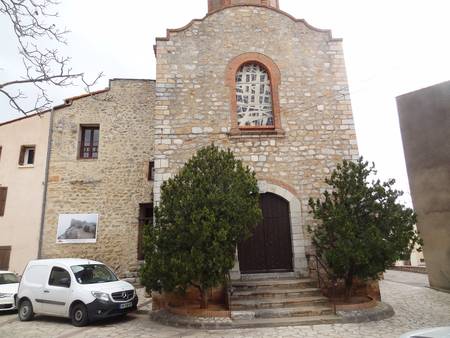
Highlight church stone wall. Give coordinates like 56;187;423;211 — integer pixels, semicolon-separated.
41;79;154;277
154;6;358;255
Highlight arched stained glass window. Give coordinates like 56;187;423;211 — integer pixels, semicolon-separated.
235;63;274;127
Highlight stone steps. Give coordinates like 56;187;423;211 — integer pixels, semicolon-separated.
232;278;317;290
230;275;339;326
233;314;342;328
231;287;322;300
231;295;329;310
239;272;299;280
253;304;334;318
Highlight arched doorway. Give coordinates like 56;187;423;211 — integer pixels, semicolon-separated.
238;192;293;273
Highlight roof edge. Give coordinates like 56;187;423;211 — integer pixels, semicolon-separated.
396;80;450;100
61;78;155;105
0;110;50;127
110;78;155;82
155;4;341;46
1;78;156;125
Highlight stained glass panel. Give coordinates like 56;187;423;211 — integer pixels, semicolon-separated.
236;63;274;127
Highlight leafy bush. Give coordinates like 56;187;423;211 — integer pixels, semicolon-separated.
140;145;262;308
308;157;421;298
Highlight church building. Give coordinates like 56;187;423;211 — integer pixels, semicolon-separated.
39;0;358;283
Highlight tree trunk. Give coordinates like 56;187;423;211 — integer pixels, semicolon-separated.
200;288;209;309
344;267;354;301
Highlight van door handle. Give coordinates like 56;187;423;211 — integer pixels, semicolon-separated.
44;290;50;293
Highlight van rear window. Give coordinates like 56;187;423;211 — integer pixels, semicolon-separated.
71;264;118;284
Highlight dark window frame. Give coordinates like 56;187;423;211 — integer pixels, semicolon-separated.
18;145;36;166
138;203;153;260
0;187;7;217
79;125;100;159
148;161;155;181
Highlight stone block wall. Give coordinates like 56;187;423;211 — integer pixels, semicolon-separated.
153;5;359;263
41;79;155;277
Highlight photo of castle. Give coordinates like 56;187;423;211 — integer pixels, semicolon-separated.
56;214;98;244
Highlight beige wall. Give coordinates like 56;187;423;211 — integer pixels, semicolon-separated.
41;79;154;278
410;248;425;267
0;113;50;273
154;6;358;275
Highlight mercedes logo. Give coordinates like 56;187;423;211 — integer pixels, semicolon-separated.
121;292;128;300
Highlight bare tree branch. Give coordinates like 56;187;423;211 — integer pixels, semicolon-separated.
0;0;102;115
81;71;104;94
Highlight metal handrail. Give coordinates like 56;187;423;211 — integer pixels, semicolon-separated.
305;253;337;314
225;272;233;315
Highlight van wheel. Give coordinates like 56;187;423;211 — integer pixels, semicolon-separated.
71;303;89;327
18;299;34;321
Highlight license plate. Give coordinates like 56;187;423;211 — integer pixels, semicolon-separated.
119;302;132;309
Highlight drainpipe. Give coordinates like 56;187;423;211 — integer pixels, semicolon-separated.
37;107;54;259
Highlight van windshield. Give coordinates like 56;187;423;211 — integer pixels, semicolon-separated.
70;264;118;284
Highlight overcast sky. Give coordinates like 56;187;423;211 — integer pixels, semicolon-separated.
1;0;450;206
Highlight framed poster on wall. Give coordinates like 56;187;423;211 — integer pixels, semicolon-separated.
56;214;98;244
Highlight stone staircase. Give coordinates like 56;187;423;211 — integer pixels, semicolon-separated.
230;274;341;327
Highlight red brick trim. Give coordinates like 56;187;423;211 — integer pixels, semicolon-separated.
208;0;278;13
258;177;300;199
225;52;282;135
208;0;232;12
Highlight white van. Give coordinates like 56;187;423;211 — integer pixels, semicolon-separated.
17;258;138;326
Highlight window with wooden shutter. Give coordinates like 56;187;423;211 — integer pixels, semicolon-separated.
0;246;11;270
0;187;7;216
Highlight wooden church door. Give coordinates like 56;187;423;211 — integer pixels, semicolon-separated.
238;192;293;273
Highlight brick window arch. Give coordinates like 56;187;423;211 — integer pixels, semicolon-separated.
226;53;282;135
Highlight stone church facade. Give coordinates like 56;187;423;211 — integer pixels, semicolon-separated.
153;1;358;277
40;0;358;279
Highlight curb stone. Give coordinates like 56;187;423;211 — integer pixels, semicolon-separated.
337;302;395;323
150;310;233;329
150;301;394;329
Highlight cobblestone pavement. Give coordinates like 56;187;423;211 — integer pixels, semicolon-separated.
1;275;449;338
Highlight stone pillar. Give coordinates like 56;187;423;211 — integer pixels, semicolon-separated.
229;248;241;280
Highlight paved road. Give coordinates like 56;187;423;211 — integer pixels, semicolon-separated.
1;272;449;338
384;269;430;288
